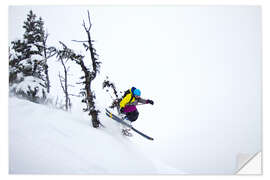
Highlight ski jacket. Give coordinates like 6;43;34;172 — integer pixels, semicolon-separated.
119;88;148;109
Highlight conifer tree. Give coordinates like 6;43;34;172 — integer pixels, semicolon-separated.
9;10;51;103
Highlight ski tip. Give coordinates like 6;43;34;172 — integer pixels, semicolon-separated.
105;111;112;118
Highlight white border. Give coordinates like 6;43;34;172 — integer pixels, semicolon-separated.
1;0;268;179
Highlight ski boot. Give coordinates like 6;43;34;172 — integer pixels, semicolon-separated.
119;115;133;136
122;128;133;137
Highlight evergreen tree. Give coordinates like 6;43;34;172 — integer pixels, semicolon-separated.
9;10;49;103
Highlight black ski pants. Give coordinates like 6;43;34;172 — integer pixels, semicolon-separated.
125;109;139;122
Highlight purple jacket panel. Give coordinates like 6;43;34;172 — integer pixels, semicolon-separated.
123;105;137;113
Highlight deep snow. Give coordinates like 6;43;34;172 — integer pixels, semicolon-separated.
8;97;182;174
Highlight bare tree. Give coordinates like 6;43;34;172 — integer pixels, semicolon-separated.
72;10;101;128
56;41;73;111
42;33;52;94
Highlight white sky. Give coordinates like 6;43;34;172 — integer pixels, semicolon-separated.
8;5;262;174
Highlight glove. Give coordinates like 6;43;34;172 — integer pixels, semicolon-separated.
147;99;154;105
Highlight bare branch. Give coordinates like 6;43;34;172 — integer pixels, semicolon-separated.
58;72;65;92
76;82;84;84
87;10;92;31
72;40;88;43
69;94;81;97
83;20;88;33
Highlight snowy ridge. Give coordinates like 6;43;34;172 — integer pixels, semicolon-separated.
9;97;181;174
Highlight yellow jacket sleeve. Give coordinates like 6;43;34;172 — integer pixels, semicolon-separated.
120;94;132;108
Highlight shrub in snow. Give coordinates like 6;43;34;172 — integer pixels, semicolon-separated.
10;76;46;103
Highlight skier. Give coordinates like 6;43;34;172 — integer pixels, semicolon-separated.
119;87;154;136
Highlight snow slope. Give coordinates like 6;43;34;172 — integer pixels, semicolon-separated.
8;97;181;174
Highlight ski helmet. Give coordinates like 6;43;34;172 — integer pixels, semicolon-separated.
133;89;141;96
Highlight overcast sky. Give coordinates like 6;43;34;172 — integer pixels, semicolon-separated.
8;6;262;174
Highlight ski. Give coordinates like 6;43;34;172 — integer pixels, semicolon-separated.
105;109;154;141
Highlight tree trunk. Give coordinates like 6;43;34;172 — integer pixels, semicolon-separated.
71;11;101;128
59;56;69;111
64;67;68;111
43;34;50;94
